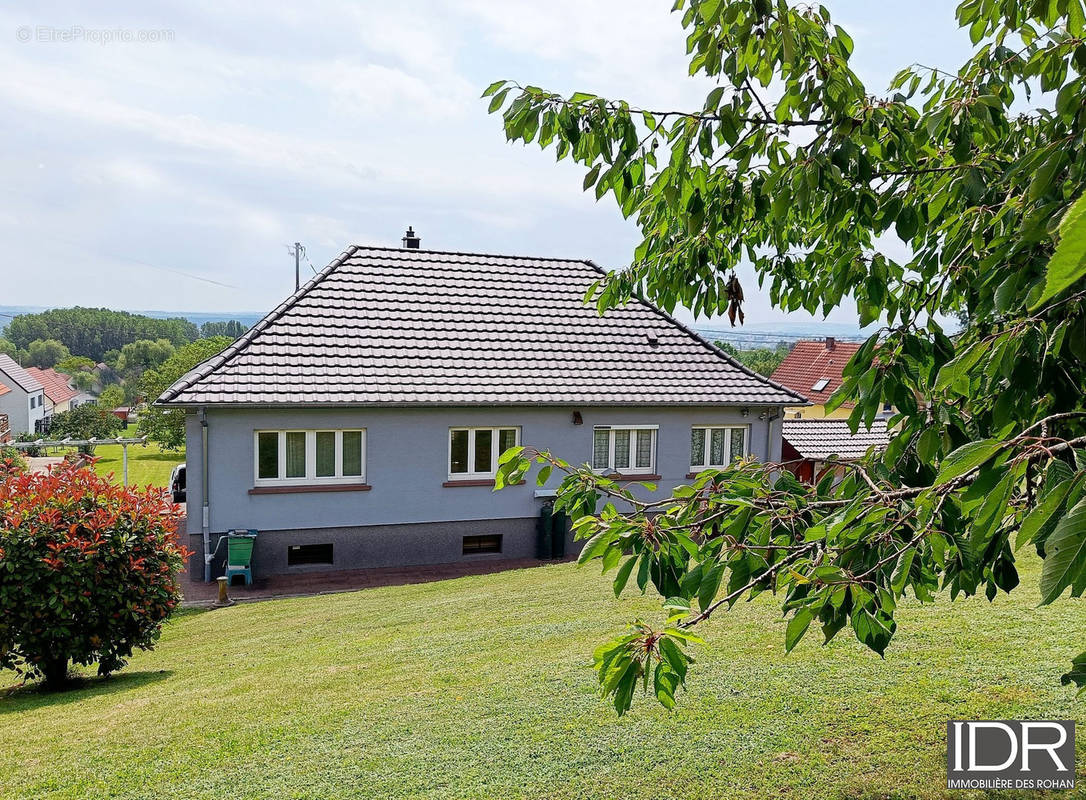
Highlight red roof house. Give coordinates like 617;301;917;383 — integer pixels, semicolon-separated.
24;367;80;414
769;337;861;415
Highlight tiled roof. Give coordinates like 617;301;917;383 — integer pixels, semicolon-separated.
0;354;43;393
25;367;79;405
769;338;862;405
782;418;890;460
159;246;807;407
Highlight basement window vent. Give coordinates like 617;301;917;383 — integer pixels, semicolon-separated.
287;543;333;566
463;534;502;555
811;378;830;392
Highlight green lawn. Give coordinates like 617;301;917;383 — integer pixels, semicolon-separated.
87;425;183;490
0;555;1082;799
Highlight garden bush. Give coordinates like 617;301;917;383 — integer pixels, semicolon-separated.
0;462;189;688
0;447;27;479
14;432;43;457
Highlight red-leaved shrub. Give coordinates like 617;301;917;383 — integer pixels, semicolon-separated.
0;462;190;688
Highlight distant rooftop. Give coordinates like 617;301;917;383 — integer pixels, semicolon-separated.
0;354;43;394
783;418;890;460
770;337;861;406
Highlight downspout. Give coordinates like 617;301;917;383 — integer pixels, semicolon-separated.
199;407;211;582
764;407;781;463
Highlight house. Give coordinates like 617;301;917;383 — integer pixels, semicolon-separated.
0;354;46;435
769;337;862;419
780;418;890;483
157;236;807;579
25;367;81;417
769;338;893;483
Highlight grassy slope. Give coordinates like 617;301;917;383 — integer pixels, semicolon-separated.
0;556;1082;800
86;425;183;490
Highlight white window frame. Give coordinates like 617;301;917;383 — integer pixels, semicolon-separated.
253;429;366;487
447;426;520;480
592;425;658;475
689;425;749;470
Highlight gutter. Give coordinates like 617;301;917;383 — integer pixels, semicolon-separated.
199;407;211;582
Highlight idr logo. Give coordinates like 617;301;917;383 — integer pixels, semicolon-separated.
947;721;1075;790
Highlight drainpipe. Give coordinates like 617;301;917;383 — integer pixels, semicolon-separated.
764;407;781;463
199;407;211;582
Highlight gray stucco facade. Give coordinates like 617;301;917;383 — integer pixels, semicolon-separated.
185;404;785;578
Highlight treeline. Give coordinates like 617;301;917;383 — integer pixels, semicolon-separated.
716;341;792;378
1;308;247;364
5;308;197;362
0;307;248;406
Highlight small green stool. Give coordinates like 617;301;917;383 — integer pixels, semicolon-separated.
224;530;258;586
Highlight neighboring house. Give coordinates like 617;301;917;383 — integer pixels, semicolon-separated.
781;418;891;483
25;367;81;417
0;354;46;435
769;337;862;419
70;391;99;408
770;338;896;483
157;238;806;578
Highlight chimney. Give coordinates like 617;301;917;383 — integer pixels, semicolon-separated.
825;336;836;350
402;226;420;249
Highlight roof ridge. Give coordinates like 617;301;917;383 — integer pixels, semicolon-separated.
347;244;601;264
581;261;809;406
157;245;361;404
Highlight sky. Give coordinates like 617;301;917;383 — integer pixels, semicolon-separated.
1;1;973;328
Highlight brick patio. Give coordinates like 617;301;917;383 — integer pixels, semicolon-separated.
180;556;570;606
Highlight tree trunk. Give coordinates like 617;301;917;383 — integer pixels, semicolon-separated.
41;657;69;690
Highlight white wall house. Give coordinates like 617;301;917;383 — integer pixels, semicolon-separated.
0;354;46;435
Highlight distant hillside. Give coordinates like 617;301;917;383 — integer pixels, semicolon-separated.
0;306;264;331
696;321;875;349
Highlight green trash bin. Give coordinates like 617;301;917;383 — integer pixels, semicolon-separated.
551;510;567;559
536;506;554;560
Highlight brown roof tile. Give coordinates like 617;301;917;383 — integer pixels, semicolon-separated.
159;246;806;407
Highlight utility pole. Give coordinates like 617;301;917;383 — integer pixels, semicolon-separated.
287;242;305;290
294;241;301;290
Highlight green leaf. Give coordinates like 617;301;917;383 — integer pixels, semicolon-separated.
612;556;637;597
934;341;989;389
583;164;601;191
1031;193;1086;310
697;562;724;611
1015;476;1077;551
658;637;690;684
891;548;915;594
653;662;678;709
935;440;1002;485
663;596;691;617
1039;496;1086;604
487;88;511;114
481;79;507;98
895;205;918;241
577;530;614;564
1060;650;1086;695
785;608;813;652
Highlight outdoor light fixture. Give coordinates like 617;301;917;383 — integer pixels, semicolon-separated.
571;411;583;425
741;407;750;417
